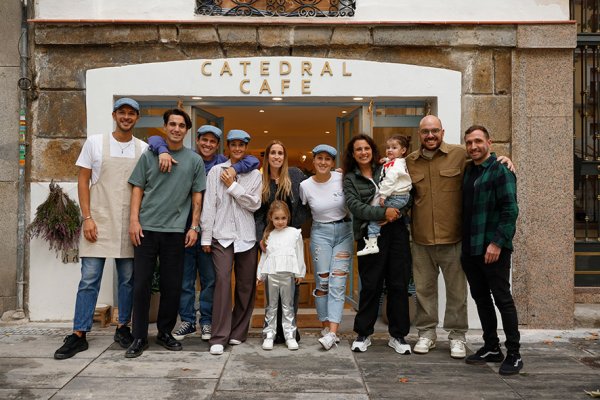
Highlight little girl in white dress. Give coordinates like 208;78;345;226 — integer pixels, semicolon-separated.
257;200;306;351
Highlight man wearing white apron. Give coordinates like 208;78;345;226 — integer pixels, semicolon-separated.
54;98;148;360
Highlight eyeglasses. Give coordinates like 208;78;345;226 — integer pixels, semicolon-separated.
419;128;442;135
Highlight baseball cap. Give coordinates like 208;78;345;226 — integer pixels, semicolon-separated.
312;144;337;158
197;125;223;141
113;98;140;113
227;129;251;143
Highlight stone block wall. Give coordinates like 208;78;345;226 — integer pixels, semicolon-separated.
27;21;576;327
0;0;22;316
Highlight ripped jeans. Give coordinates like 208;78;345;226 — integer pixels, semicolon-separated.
310;220;353;324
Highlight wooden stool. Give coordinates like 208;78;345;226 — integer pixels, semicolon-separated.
93;304;112;328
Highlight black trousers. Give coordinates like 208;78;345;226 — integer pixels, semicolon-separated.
461;248;521;353
353;220;411;338
132;230;185;339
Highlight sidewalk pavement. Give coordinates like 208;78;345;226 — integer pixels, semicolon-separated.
1;318;600;400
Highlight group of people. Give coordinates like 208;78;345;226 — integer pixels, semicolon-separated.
54;97;523;376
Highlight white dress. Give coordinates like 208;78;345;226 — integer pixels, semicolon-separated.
257;227;306;280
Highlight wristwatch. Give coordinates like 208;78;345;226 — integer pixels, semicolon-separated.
189;225;200;233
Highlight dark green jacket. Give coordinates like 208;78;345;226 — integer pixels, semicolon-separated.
343;165;388;239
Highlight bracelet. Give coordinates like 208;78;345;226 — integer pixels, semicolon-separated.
82;216;93;223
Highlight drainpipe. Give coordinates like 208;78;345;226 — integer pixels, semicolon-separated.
13;0;29;320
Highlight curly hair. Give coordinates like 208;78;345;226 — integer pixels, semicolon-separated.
342;134;380;175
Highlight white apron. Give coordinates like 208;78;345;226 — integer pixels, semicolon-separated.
79;133;142;258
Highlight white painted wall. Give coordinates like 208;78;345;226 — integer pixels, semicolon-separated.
29;182;115;322
34;0;569;22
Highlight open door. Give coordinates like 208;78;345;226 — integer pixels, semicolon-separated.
336;107;361;168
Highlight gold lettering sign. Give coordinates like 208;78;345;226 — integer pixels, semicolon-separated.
200;59;352;95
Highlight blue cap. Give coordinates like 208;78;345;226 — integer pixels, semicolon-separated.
312;144;337;158
227;129;251;143
197;125;223;141
113;98;140;113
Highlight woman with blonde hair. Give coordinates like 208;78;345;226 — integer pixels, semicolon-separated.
255;140;308;343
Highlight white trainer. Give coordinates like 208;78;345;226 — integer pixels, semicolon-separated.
286;338;299;350
320;327;340;343
413;337;436;354
351;336;372;352
357;237;379;256
318;332;338;350
262;338;274;350
388;337;412;355
228;339;242;345
209;344;223;355
450;339;466;359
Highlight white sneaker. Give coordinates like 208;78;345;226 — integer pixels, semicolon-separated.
262;338;274;350
320;327;340;343
228;339;242;345
388;337;411;355
450;339;466;359
356;237;379;256
318;332;338;350
351;336;371;352
413;337;436;354
209;344;223;355
286;338;299;350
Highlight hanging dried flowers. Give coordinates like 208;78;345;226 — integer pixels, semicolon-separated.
27;181;81;257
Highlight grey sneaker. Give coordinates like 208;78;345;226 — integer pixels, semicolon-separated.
200;324;211;341
388;337;411;355
173;321;196;340
351;336;372;352
318;332;338;350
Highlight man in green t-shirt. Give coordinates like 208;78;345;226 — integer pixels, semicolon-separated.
126;108;206;358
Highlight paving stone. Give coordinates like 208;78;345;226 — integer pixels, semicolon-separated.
0;357;91;389
0;334;114;358
517;341;595;358
502;373;600;399
0;389;58;400
213;393;369;400
496;355;597;376
53;377;216;400
81;348;227;378
217;340;366;393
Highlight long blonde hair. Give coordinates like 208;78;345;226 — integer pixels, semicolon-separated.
262;200;291;243
261;140;292;203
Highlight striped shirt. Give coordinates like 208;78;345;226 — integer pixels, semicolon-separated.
200;160;262;252
462;153;518;256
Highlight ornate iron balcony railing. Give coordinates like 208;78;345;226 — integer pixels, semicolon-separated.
195;0;356;17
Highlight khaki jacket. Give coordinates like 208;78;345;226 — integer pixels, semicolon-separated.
406;142;467;245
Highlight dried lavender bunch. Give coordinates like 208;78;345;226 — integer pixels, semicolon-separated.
27;181;81;256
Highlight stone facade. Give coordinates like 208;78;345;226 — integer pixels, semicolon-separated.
0;0;22;316
26;21;576;327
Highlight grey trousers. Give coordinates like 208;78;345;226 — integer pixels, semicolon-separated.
210;240;258;346
263;272;297;340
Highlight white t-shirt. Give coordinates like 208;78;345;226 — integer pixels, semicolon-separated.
75;133;148;185
299;171;347;223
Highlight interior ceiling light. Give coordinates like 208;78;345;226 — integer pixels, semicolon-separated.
259;109;265;113
353;97;364;101
264;130;269;133
192;96;202;100
325;131;330;134
342;110;347;114
272;97;283;101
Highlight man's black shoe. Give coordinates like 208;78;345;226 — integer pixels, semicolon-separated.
54;333;88;360
465;345;505;365
156;332;182;351
114;325;134;349
125;338;148;358
499;353;524;375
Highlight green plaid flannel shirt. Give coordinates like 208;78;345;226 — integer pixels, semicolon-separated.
464;154;518;256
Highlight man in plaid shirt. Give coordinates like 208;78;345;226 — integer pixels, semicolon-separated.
461;125;523;376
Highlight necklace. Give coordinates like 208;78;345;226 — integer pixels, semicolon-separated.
116;140;133;154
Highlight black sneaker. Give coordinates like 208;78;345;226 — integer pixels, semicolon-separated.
499;353;524;375
173;321;196;340
54;333;88;360
114;325;134;349
465;345;505;365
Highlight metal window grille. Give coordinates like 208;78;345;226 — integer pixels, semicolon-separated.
195;0;356;17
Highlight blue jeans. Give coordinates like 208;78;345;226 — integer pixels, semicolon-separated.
179;241;215;325
367;194;410;238
73;257;134;332
310;220;353;324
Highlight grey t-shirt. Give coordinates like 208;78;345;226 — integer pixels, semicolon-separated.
128;146;206;233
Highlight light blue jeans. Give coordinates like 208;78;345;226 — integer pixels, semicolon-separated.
310;220;353;324
367;194;410;238
73;257;134;332
179;241;215;325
